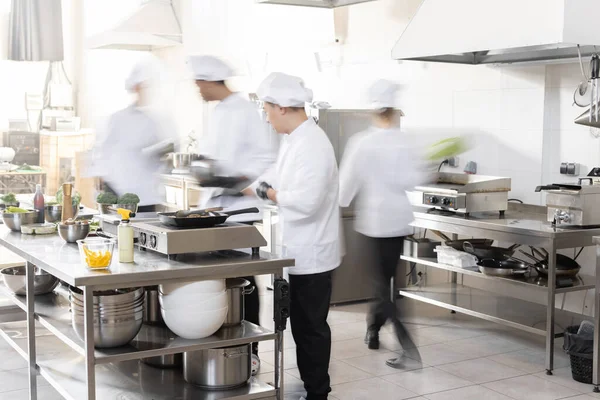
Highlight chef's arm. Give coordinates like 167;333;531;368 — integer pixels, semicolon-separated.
141;139;175;157
244;165;278;197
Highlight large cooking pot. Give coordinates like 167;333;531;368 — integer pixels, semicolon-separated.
183;344;251;389
142;286;163;326
224;278;255;327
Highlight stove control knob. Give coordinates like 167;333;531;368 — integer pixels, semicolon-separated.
139;233;147;246
428;196;439;204
149;235;157;249
441;198;451;206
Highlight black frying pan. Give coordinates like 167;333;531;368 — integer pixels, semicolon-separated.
157;207;260;228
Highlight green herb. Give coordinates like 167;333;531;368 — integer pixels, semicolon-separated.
0;193;17;204
117;193;140;205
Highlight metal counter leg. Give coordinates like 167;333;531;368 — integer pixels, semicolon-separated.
274;330;284;400
545;246;557;376
594;244;600;392
83;287;96;400
25;262;37;400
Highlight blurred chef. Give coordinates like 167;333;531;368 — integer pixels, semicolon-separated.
188;55;276;215
94;55;175;211
339;79;423;369
188;55;276;375
247;72;341;400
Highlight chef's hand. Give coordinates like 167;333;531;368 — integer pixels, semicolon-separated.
256;182;272;200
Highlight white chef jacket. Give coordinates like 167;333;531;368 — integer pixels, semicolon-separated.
339;127;423;238
201;94;276;221
96;105;167;206
254;119;341;275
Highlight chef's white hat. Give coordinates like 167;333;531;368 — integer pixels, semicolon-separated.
187;55;234;82
125;55;159;91
257;72;313;107
368;79;404;115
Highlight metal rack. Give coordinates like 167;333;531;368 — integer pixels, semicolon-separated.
404;204;600;383
0;228;294;400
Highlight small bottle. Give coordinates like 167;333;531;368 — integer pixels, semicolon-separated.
33;184;45;223
118;210;135;263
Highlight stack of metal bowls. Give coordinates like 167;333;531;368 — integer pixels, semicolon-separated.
69;287;144;348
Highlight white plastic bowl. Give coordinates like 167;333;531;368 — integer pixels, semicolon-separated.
161;306;227;340
158;290;226;310
158;279;225;297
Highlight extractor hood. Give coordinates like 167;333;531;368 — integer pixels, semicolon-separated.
256;0;376;8
392;0;600;65
87;0;181;51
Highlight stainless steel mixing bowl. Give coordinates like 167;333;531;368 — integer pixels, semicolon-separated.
1;210;39;232
45;204;79;223
58;223;90;243
1;266;59;295
72;313;143;348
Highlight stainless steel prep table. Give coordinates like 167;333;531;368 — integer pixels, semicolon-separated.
404;204;600;380
0;226;294;400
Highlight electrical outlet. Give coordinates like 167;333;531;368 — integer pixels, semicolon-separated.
448;157;459;167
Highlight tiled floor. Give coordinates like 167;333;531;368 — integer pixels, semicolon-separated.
0;296;596;399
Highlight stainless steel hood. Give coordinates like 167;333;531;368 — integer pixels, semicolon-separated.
392;0;600;65
87;0;181;51
256;0;376;8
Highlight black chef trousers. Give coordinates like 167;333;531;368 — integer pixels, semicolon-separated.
364;235;421;361
290;270;333;400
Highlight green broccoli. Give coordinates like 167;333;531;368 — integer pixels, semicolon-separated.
117;193;140;205
0;193;17;204
96;192;118;204
56;187;81;206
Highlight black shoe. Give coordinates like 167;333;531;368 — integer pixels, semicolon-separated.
364;329;380;350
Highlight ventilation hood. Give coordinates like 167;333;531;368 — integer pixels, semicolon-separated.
87;0;181;51
392;0;600;65
256;0;376;8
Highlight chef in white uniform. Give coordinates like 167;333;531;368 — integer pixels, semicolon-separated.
246;72;341;400
95;56;175;210
188;55;276;375
188;55;276;220
339;79;423;369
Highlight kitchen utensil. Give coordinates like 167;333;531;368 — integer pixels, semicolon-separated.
574;45;591;108
174;207;223;218
477;258;529;277
1;210;39;231
461;241;519;260
171;153;202;170
71;304;144;318
159;291;227;310
161;306;227;340
224;278;255;327
444;239;494;251
61;183;74;222
20;223;57;235
158;279;225;297
1;266;60;295
518;250;581;276
77;238;116;270
142;286;163;325
45;204;79;223
157;207;260;228
183;344;251;389
58;222;90;243
71;312;143;348
198;176;250;191
592;54;600;122
69;287;144;305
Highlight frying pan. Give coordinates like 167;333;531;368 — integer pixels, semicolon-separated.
518;250;581;277
157;207;260;228
461;241;519;260
477;258;529;277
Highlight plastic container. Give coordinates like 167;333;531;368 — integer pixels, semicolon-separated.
434;245;478;268
77;238;116;270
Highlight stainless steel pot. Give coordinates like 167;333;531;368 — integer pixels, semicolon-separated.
142;286;163;325
183;344;251;389
135;325;182;369
224;278;254;327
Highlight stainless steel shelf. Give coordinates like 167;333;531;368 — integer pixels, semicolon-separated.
401;255;595;293
399;283;582;336
0;321;276;400
1;287;277;364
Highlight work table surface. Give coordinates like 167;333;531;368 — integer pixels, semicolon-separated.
412;205;600;247
0;226;294;288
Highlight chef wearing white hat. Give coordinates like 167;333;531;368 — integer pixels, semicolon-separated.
187;55;276;375
93;55;175;209
245;72;341;400
339;79;423;369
